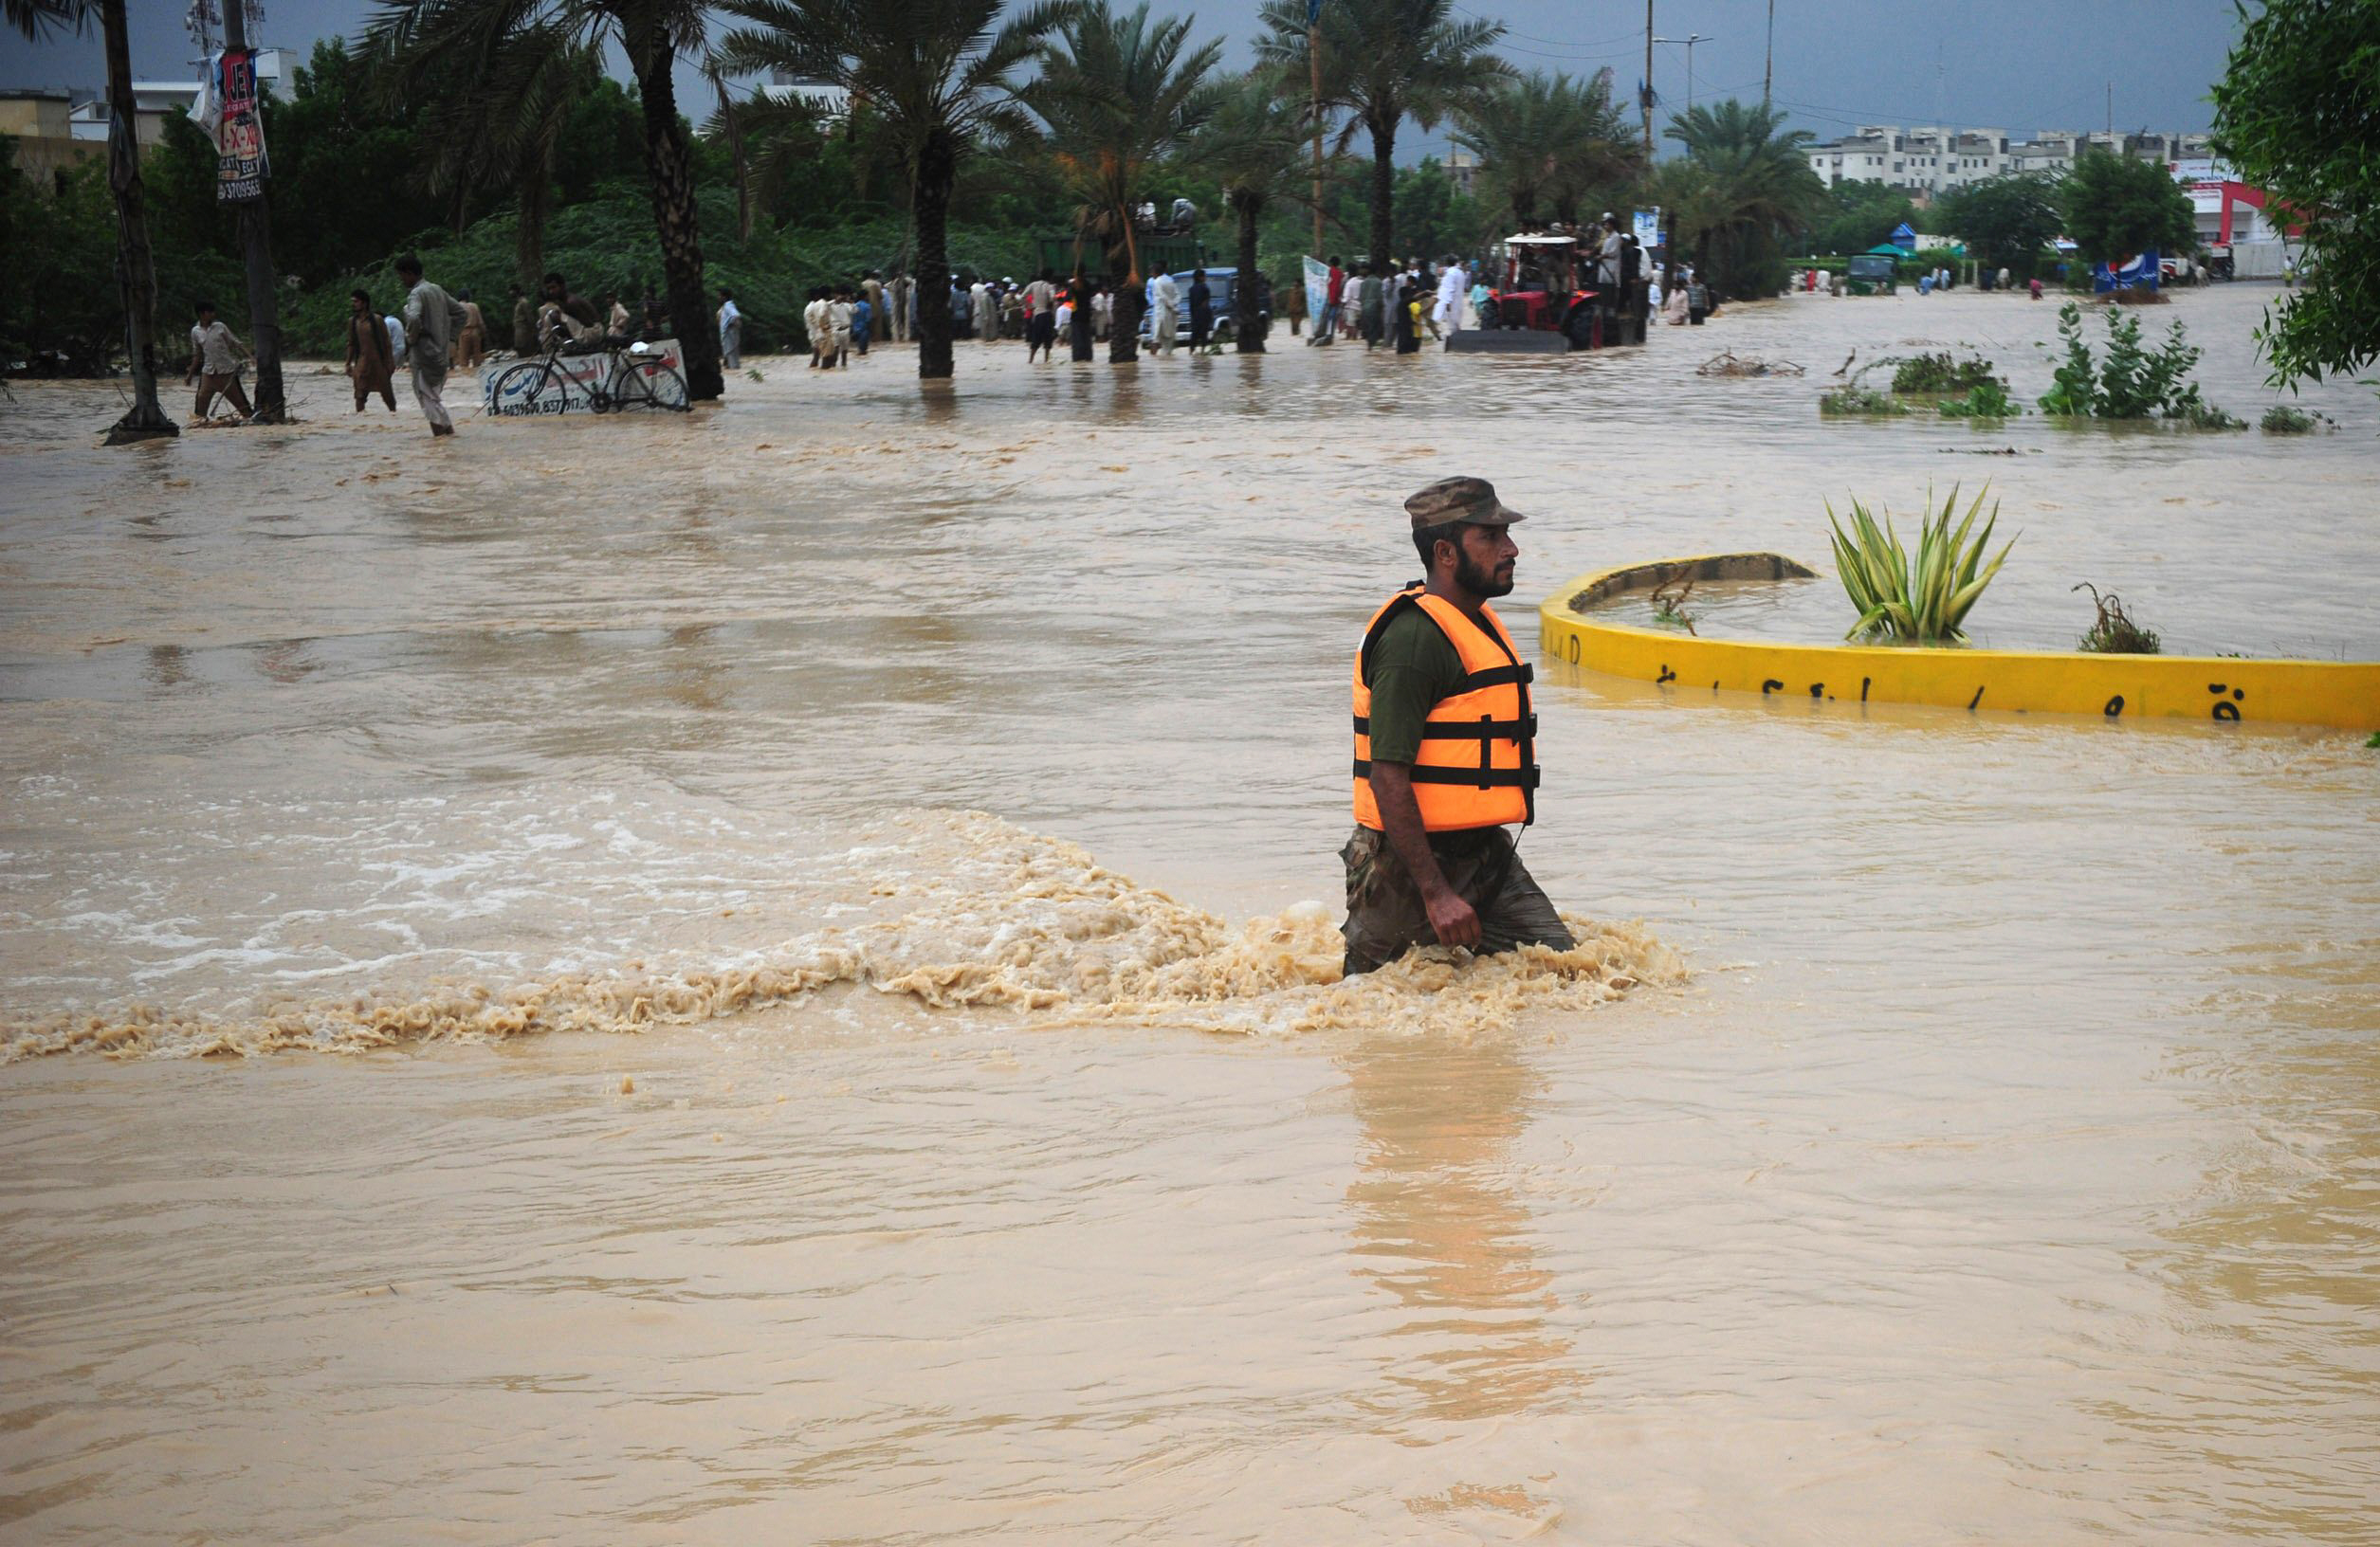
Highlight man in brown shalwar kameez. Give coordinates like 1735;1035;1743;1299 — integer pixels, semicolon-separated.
345;288;396;413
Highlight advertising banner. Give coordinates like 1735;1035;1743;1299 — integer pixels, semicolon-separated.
2093;250;2160;294
1303;256;1330;331
483;339;685;416
1632;208;1661;250
214;49;267;203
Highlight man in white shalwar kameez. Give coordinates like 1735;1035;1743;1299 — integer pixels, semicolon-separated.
1435;258;1467;332
1148;269;1181;355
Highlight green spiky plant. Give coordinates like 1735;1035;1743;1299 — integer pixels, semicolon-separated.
1826;484;2018;646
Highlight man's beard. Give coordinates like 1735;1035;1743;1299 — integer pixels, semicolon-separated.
1455;551;1515;598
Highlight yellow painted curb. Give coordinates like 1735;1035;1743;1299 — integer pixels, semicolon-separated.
1538;554;2380;733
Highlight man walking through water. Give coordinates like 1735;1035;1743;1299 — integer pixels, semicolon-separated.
1343;477;1574;974
395;253;463;438
184;300;254;422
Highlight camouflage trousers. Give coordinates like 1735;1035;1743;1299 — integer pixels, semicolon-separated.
1339;824;1575;976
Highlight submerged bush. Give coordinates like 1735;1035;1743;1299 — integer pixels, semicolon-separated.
1820;385;1911;416
2037;300;2242;426
2073;583;2162;654
1892;352;2001;395
2261;404;2334;433
1935;378;2023;418
1827;483;2016;646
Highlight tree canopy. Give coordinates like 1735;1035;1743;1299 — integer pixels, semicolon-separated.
1806;179;1913;257
2210;0;2380;386
1932;173;2062;273
2060;149;2195;270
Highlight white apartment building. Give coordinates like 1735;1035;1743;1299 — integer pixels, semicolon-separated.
1809;122;2196;199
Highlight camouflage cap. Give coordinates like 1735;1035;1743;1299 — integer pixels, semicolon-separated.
1404;476;1526;531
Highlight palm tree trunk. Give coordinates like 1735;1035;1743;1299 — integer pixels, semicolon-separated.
1234;200;1262;353
633;39;722;401
1367;115;1396;273
913;132;956;380
1108;217;1140;363
97;0;174;444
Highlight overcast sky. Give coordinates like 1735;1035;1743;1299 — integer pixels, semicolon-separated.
2;0;2248;160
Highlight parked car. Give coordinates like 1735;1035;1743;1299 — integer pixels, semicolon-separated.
1139;265;1238;342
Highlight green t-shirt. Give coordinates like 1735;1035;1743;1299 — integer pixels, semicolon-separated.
1362;606;1465;764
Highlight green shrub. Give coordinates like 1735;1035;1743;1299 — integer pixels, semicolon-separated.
1935;378;2023;418
2036;300;2243;426
1891;352;2001;394
2261;404;2334;433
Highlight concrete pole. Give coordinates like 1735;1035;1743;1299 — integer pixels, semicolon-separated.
1641;0;1654;158
220;0;285;422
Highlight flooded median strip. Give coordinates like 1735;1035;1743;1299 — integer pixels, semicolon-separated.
1543;552;2380;731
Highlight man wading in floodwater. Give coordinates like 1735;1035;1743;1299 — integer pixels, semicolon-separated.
1344;477;1574;974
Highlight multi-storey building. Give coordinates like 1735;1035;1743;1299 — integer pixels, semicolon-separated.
1809;122;2197;198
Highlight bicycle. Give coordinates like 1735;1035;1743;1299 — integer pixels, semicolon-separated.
489;328;688;416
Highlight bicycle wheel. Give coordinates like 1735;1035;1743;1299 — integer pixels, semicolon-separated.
492;360;562;416
630;360;689;410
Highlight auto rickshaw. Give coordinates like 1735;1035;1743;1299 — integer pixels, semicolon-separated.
1845;250;1899;296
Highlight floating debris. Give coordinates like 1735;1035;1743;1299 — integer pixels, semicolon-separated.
1697;351;1805;377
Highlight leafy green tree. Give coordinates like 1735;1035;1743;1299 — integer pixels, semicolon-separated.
1808;178;1912;256
713;0;1071;380
1390;156;1482;259
1195;70;1309;352
554;77;654;204
1026;1;1221;360
383;27;602;297
2210;0;2380;386
1254;0;1509;272
5;0;176;437
1453;69;1638;233
1659;99;1824;300
2060;149;2195;270
261;40;456;285
367;0;726;401
1931;173;2062;277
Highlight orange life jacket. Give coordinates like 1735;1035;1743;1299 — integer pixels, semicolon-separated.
1352;585;1539;832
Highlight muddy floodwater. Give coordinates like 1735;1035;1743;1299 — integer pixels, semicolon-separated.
3;284;2376;1542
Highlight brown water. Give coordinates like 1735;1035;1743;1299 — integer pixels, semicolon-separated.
2;284;2375;1542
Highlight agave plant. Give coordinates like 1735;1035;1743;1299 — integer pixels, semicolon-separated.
1826;484;2017;646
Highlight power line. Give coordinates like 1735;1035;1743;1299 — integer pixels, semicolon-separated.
1447;4;1643;51
1496;37;1658;63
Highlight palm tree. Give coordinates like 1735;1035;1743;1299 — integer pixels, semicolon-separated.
6;0;175;441
366;0;724;401
1027;1;1221;362
1659;99;1824;300
1195;71;1307;353
714;0;1071;381
1454;69;1638;232
1254;0;1507;272
375;23;599;300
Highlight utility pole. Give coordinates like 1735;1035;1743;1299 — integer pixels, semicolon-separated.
219;0;285;422
1764;0;1775;110
2105;81;2113;140
1641;0;1654;158
1655;34;1711;115
1309;0;1325;258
